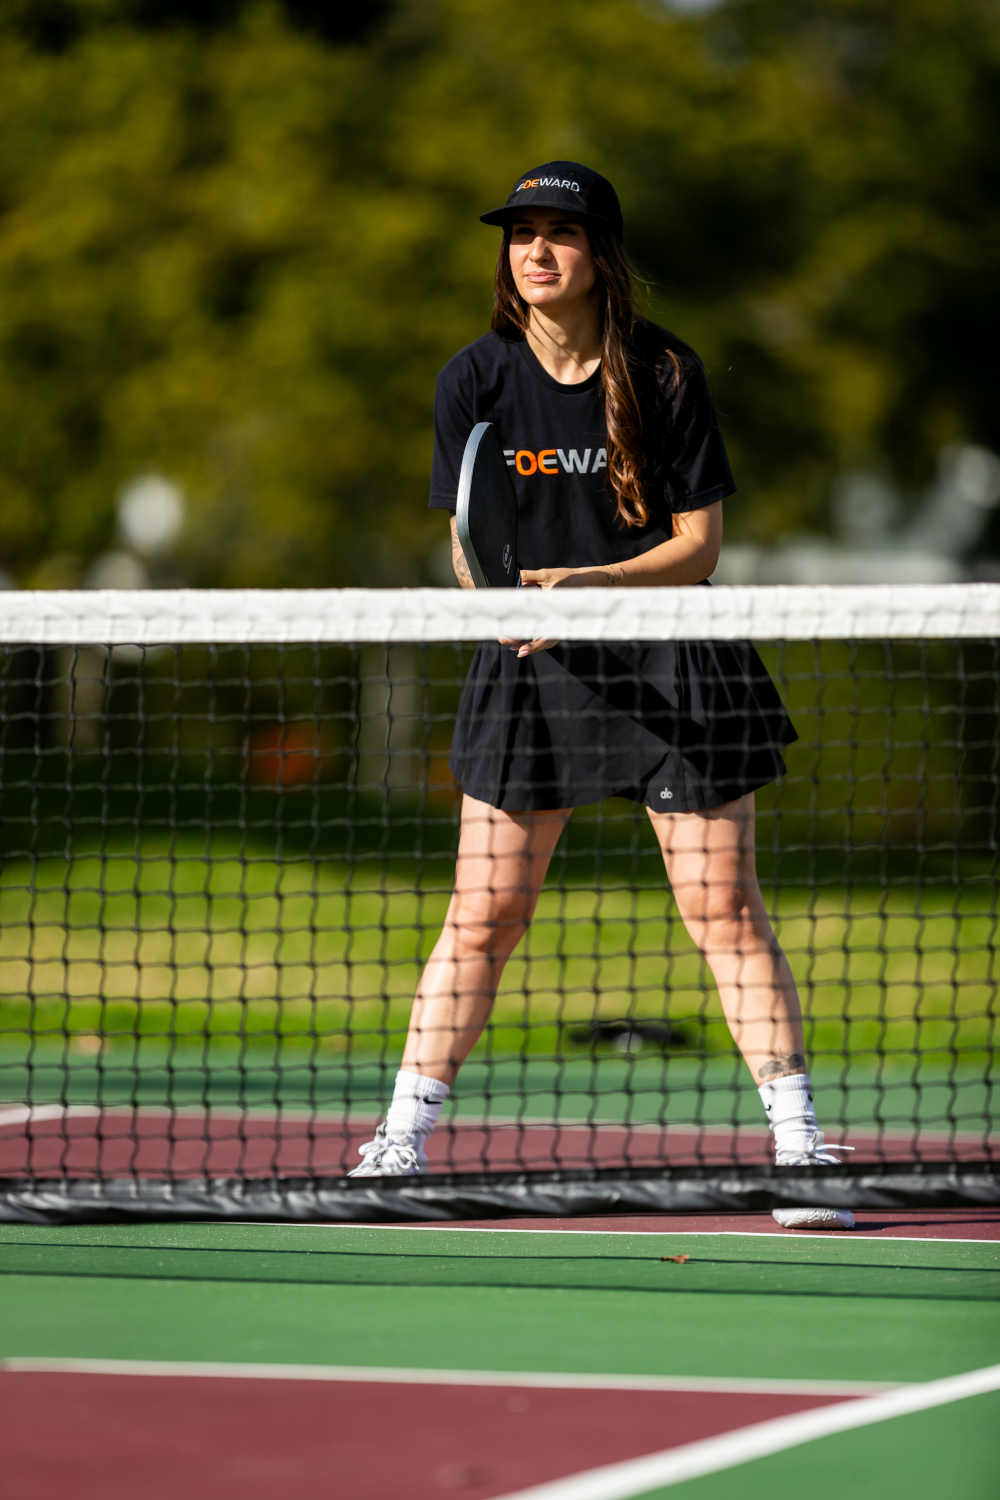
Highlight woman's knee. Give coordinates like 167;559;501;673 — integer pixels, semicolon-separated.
443;889;537;956
670;861;755;923
673;882;774;956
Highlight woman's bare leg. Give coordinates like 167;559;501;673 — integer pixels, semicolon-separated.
646;792;805;1083
401;794;572;1085
647;791;854;1228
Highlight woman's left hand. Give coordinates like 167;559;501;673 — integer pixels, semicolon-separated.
499;566;618;658
520;565;619;591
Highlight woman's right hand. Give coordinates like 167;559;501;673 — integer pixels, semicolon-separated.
499;634;559;658
499;563;621;656
498;572;558;657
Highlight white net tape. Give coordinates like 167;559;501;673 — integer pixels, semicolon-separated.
1;583;999;645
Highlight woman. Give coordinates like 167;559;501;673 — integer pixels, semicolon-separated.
351;161;853;1230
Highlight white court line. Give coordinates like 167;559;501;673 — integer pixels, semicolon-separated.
0;1105;99;1128
0;1356;890;1398
485;1362;1000;1500
297;1224;1000;1246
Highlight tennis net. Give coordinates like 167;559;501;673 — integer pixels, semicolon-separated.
0;584;997;1223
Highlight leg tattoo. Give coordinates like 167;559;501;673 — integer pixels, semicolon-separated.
757;1052;807;1081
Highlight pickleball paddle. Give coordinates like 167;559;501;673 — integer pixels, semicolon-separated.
455;422;520;588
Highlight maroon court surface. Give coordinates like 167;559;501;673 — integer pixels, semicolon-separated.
1;1371;859;1500
3;1107;996;1240
1;1107;988;1178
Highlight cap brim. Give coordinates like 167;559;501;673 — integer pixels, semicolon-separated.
479;205;613;231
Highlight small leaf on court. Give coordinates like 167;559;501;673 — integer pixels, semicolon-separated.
659;1254;690;1263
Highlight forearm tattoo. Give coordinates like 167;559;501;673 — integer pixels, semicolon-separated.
758;1053;807;1081
451;530;475;589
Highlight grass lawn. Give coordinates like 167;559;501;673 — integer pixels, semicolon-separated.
0;837;995;1074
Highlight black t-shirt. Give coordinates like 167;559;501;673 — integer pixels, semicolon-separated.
428;323;735;568
427;322;793;813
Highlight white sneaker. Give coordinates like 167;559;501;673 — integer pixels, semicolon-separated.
772;1131;855;1230
348;1123;428;1177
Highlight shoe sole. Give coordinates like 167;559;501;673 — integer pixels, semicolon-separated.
347;1160;428;1179
347;1165;425;1178
772;1207;855;1230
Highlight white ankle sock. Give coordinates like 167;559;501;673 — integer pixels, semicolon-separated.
385;1070;450;1142
758;1072;818;1157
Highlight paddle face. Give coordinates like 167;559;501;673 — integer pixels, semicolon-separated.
455;422;519;588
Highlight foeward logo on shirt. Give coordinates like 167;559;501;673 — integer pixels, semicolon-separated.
504;447;608;476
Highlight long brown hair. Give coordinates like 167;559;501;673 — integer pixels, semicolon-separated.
491;224;679;528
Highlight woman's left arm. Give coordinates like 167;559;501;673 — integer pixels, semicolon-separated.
505;502;722;658
520;501;723;591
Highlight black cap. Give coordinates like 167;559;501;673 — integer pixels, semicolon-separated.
480;160;623;241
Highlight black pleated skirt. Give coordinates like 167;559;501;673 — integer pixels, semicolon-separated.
449;639;797;813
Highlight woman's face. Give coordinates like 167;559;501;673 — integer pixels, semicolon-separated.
508;210;597;315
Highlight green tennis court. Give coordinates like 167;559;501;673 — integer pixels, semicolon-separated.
2;1215;998;1498
1;592;997;1493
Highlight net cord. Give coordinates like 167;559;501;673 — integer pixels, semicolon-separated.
2;584;1000;645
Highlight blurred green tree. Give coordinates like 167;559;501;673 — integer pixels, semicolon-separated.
0;0;995;587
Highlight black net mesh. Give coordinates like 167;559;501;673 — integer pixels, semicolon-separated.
0;586;996;1221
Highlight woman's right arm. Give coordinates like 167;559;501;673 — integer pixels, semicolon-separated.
431;357;478;589
449;515;476;589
